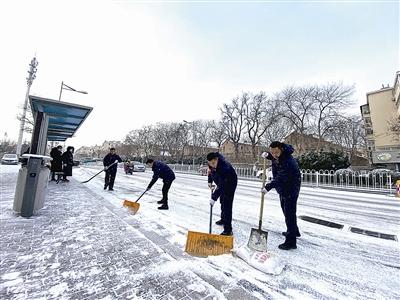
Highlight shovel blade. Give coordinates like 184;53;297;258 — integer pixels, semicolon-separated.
185;231;233;257
123;200;140;214
247;228;268;252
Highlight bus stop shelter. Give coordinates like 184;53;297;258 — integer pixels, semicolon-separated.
14;95;93;217
29;95;93;155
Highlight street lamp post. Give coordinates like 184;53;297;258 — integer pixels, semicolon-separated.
183;120;195;168
16;56;39;156
58;81;88;101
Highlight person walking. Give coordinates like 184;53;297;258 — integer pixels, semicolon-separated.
145;159;176;210
103;147;122;191
207;152;238;236
261;141;301;250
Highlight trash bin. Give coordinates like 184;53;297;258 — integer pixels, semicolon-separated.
13;154;52;217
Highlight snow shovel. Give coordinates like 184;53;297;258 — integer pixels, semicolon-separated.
247;157;269;252
185;186;233;257
123;190;147;214
81;160;118;184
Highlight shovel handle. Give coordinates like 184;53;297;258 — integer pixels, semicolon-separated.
259;157;267;230
209;185;215;234
135;190;148;203
209;204;213;234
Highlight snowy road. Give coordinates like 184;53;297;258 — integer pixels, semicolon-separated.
73;165;400;300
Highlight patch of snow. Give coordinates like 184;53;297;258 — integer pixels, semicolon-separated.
2;272;20;280
0;278;23;288
48;282;69;297
187;283;207;293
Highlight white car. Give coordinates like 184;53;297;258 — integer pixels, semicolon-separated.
132;161;146;172
1;153;19;165
256;168;273;181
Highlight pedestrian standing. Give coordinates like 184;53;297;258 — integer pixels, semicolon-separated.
261;141;301;250
61;146;75;182
50;145;63;181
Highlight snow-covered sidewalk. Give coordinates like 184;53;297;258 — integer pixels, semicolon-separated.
1;164;399;300
0;165;254;299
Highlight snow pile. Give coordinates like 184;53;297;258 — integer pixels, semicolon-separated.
234;245;285;275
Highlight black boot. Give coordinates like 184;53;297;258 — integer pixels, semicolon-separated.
158;203;169;210
220;230;233;236
282;231;301;237
215;219;224;226
104;184;108;190
157;199;166;204
278;240;297;250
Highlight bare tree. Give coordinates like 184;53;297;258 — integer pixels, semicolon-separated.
194;120;215;156
262;118;292;147
312;83;355;151
125;125;156;158
220;93;249;160
0;133;18;155
16;103;34;133
123;130;143;158
277;86;315;135
327;115;366;163
165;122;190;162
210;120;226;149
388;115;400;141
244;92;280;160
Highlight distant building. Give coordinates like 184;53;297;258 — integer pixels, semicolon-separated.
183;145;218;159
360;71;400;171
219;141;266;163
283;131;369;166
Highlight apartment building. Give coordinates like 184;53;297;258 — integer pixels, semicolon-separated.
360;71;400;171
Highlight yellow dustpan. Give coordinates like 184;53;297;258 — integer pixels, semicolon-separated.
185;187;233;257
123;190;147;214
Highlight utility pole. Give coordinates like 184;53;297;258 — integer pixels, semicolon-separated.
16;56;38;156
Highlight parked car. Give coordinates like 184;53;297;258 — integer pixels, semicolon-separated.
370;168;392;176
198;165;209;176
333;168;354;176
131;161;146;172
256;168;273;181
1;154;19;165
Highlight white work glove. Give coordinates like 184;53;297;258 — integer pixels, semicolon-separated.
261;152;269;159
208;183;213;189
114;160;119;164
104;166;108;171
209;199;216;206
261;187;268;194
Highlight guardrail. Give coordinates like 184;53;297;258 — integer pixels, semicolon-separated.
301;169;394;193
80;162;395;193
168;164;396;193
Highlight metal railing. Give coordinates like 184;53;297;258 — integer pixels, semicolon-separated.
168;164;396;193
79;162;395;193
301;169;394;193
